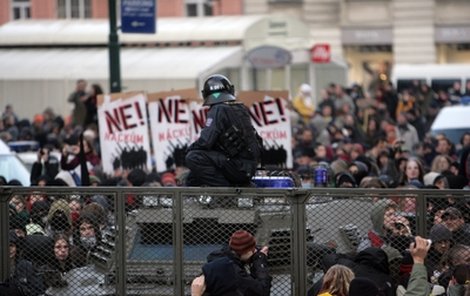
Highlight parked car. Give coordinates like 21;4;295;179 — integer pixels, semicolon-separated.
8;140;61;175
0;139;31;186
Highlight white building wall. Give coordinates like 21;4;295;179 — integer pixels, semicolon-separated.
303;0;343;61
392;0;436;64
243;0;268;14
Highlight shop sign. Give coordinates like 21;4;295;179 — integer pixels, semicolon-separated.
310;44;331;63
246;45;292;69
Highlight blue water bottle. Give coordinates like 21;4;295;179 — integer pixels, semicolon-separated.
314;165;328;187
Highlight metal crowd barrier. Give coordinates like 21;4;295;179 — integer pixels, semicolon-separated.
1;186;469;296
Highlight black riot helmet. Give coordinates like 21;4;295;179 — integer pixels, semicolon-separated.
201;74;236;106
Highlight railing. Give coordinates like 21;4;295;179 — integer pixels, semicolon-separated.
1;186;469;296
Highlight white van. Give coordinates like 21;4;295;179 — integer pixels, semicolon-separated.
430;104;470;145
391;64;470;93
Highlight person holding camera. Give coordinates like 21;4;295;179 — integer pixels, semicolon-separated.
396;236;432;296
358;199;412;251
191;230;272;296
356;199;417;286
60;137;100;177
30;147;60;185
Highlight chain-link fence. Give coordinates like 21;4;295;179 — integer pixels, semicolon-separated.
1;187;469;296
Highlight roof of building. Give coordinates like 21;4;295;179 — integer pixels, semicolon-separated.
0;15;310;50
0;46;242;80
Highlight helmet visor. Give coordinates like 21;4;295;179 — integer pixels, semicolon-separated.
203;92;236;106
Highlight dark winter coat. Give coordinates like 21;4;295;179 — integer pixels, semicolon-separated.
185;101;262;186
202;247;272;296
308;248;395;296
0;259;46;296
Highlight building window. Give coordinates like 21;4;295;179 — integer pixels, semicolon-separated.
185;0;213;17
57;0;91;19
11;0;31;20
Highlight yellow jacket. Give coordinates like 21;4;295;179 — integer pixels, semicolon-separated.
292;93;315;122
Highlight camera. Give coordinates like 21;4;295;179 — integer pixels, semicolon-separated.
393;222;411;235
411;237;432;247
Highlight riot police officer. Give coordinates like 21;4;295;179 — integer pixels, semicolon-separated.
185;74;262;187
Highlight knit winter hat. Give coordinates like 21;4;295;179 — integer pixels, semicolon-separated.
229;230;256;256
430;223;452;243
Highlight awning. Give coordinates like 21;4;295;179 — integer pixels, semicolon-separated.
0;16;311;51
0;16;265;46
0;46;243;80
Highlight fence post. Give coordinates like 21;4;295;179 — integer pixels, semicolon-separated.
174;190;185;296
290;190;309;296
416;191;427;237
115;190;127;295
0;187;12;282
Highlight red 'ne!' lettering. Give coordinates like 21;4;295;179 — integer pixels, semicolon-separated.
249;104;263;127
158;98;189;124
104;102;144;134
248;98;286;126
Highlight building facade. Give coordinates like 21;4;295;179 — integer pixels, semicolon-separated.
245;0;470;86
1;0;469;86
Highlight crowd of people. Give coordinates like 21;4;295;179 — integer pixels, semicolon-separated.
0;78;469;191
289;80;470;191
305;199;470;296
3;188;116;295
1;76;470;295
286;79;470;295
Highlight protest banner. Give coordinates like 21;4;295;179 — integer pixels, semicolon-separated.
147;89;200;172
139;89;292;173
97;92;152;175
238;91;293;168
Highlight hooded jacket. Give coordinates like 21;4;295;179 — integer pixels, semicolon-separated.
358;200;395;251
370;200;391;237
46;199;72;235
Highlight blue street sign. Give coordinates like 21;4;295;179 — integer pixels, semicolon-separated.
121;0;156;34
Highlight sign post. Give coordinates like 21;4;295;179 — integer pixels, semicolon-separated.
121;0;156;34
108;0;121;93
309;43;331;107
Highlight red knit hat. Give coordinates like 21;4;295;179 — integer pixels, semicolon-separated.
229;230;256;256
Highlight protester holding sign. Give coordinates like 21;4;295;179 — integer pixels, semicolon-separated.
61;137;100;176
185;74;263;187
